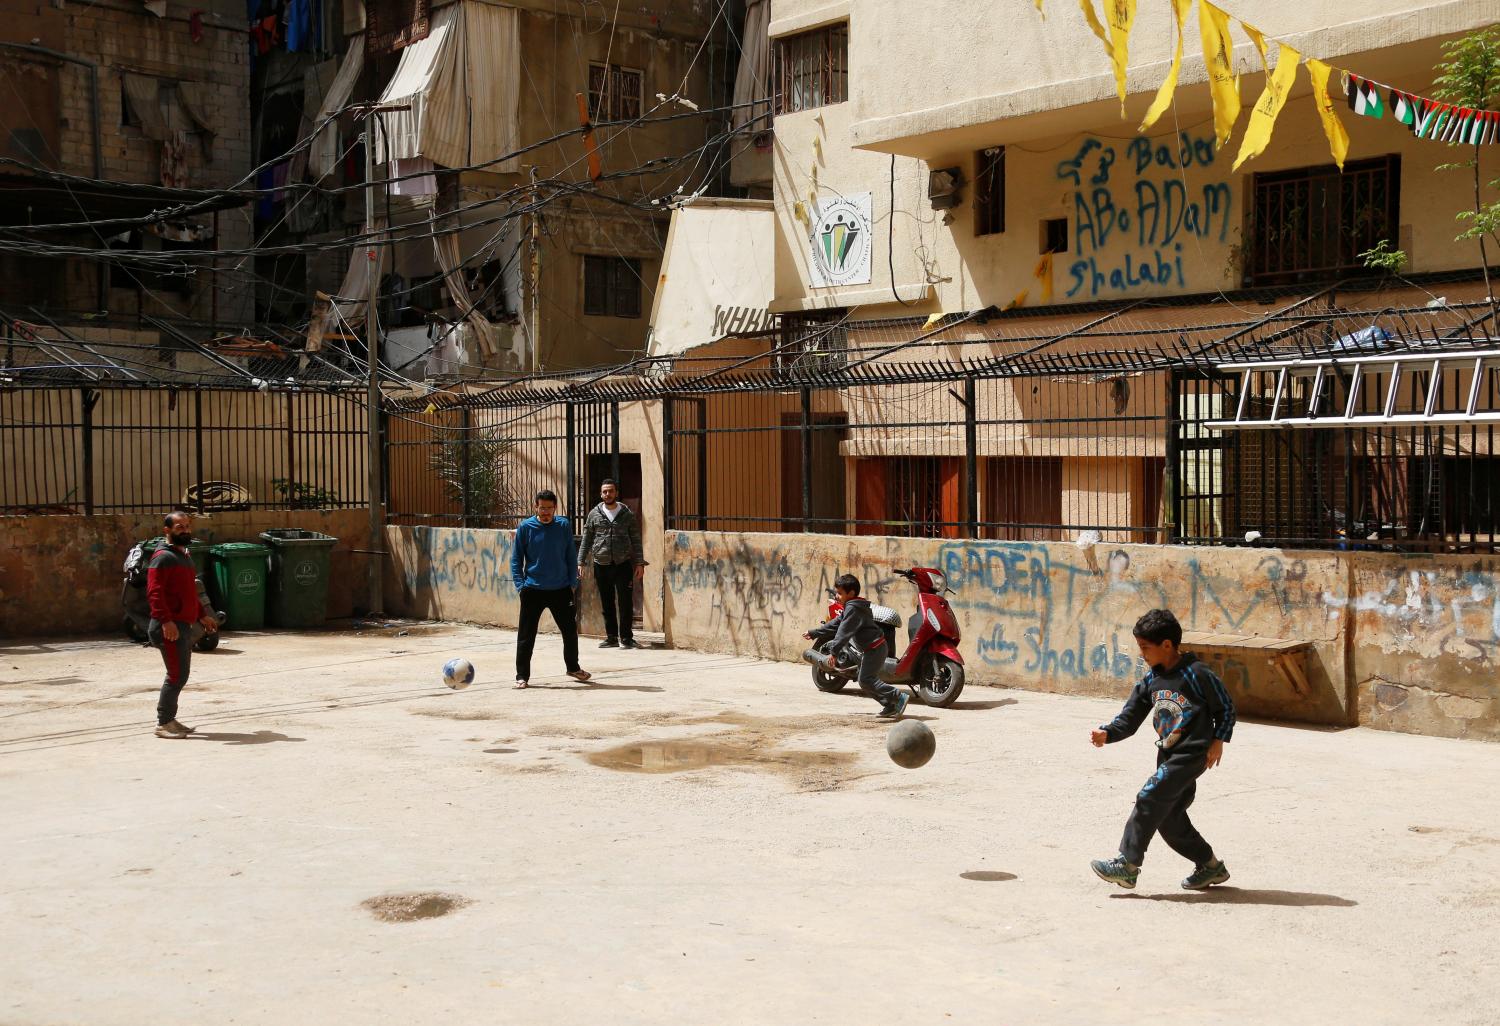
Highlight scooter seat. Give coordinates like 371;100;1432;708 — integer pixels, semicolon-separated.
870;605;902;628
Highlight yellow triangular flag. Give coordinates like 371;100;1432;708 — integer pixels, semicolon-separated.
1197;0;1240;148
423;402;437;415
1105;0;1138;116
1233;42;1301;171
1139;0;1191;131
1307;59;1349;170
1035;0;1044;13
1241;20;1268;71
924;312;945;329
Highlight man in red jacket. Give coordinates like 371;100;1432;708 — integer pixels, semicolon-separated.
148;512;218;739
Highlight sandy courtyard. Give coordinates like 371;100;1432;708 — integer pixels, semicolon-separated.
2;623;1497;1025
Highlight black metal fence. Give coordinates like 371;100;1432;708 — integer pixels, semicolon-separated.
0;386;369;515
385;397;625;528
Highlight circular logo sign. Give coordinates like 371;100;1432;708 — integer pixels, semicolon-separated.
809;195;873;288
234;568;259;595
293;559;320;587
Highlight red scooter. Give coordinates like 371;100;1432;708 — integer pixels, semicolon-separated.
801;566;966;708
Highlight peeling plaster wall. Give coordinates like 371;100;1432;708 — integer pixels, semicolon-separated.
1343;553;1500;742
0;510;373;637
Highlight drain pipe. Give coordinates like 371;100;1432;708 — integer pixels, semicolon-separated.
0;43;105;308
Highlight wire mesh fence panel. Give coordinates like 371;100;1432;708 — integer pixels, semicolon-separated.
0;387;369;516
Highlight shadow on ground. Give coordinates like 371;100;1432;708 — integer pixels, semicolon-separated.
1113;888;1357;907
188;731;306;746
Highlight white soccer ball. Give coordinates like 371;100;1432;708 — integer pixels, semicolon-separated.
442;658;476;690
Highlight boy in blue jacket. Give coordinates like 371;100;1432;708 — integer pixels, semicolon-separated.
511;490;591;688
1090;609;1235;891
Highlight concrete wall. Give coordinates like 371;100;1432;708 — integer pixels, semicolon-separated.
663;530;1500;741
0;508;373;636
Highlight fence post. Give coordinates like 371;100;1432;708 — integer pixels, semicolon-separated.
80;388;97;516
193;390;205;515
565;402;577;520
459;406;472;528
662;397;674;531
800;387;812;531
695;398;707;532
964;374;978;538
1164;370;1180;541
285;391;296;509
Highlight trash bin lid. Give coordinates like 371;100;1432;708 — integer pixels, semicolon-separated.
258;529;336;544
210;542;271;556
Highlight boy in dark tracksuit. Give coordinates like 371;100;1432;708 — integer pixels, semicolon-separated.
1090;609;1235;891
805;574;908;719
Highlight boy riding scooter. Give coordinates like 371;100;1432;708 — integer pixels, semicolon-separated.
803;573;908;719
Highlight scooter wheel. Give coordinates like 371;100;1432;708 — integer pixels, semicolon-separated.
194;632;220;653
812;663;848;693
913;655;965;708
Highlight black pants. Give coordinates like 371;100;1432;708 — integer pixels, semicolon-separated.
515;587;580;681
1118;751;1216;867
593;561;635;643
148;619;194;726
856;641;899;706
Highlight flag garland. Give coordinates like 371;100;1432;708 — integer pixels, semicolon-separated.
1357;79;1500;145
1030;2;1500;170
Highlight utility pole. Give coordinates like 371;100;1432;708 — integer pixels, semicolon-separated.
352;102;409;616
528;166;541;375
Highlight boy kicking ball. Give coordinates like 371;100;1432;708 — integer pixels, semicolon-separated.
1090;609;1235;891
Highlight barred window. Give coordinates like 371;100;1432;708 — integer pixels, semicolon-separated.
587;63;643;122
975;146;1005;237
583;255;642;319
773;23;848;115
1249;154;1400;285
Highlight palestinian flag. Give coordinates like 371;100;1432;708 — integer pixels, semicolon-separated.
1413;100;1448;139
1347;74;1384;118
1391;89;1418;127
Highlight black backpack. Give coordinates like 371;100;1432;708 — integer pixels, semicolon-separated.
123;542;151;589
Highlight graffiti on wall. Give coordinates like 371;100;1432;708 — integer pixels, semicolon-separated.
1055;132;1233;299
1328;563;1500;665
399;527;516;601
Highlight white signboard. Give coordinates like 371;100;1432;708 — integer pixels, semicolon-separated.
808;193;873;288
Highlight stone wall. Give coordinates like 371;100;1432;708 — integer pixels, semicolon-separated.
0;509;372;636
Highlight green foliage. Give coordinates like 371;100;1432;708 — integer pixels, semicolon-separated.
1359;240;1408;274
272;478;339;509
429;429;523;520
1431;28;1500;283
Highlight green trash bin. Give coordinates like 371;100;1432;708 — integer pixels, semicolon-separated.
209;542;270;630
259;529;337;628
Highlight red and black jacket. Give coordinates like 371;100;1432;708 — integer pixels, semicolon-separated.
147;545;205;623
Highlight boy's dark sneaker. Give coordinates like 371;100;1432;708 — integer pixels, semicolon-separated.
599;639;619;648
1090;856;1139;889
877;692;909;719
1181;859;1230;890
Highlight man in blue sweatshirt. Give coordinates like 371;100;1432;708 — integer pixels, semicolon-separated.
510;490;591;688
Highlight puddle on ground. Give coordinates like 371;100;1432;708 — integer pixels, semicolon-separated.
587;737;854;776
960;871;1018;882
361;892;469;923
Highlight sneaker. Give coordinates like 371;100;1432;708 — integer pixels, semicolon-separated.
877;692;909;719
599;639;619;649
514;679;529;689
154;723;188;739
167;719;195;735
1090;855;1139;889
620;638;639;649
1181;859;1230;890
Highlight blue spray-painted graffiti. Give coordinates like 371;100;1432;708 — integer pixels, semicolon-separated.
403;526;517;599
1055;131;1233;299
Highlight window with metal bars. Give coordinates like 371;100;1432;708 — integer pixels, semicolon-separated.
1248;154;1400;286
975;147;1006;236
587;62;643;122
582;255;642;319
773;23;848;115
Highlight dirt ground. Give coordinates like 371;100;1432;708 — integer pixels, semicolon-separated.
2;622;1498;1026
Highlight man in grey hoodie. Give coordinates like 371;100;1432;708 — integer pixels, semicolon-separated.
576;479;646;648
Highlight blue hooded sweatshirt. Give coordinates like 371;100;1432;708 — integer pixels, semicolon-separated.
511;515;579;591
